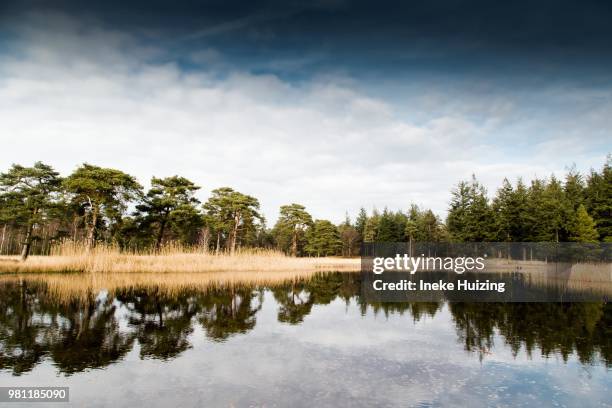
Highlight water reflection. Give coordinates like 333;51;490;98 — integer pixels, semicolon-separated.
0;273;610;377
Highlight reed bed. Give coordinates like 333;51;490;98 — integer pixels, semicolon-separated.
0;241;360;274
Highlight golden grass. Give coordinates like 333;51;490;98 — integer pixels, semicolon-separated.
0;270;329;303
0;241;360;274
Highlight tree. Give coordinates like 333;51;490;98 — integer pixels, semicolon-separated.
376;208;396;242
492;178;514;241
522;176;573;242
362;209;380;242
447;176;493;242
338;214;359;257
355;208;368;238
168;204;205;247
305;219;342;257
569;204;599;243
542;175;572;242
491;178;530;241
135;176;201;250
0;162;62;260
564;166;585;211
63;164;142;250
417;209;444;242
585;156;612;241
274;204;313;256
203;188;263;254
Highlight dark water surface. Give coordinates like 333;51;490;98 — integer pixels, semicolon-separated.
0;273;610;407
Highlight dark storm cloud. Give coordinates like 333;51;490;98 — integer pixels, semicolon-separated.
3;0;612;80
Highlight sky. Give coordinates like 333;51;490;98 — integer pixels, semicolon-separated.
0;0;610;224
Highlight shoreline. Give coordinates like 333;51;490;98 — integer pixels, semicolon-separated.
0;253;361;274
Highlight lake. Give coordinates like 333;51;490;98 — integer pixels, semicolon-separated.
0;272;610;407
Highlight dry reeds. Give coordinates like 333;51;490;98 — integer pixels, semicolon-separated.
0;270;331;303
0;241;360;274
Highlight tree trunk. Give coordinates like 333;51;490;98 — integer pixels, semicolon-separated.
20;221;35;261
86;205;99;252
0;224;6;255
199;227;210;252
230;213;240;255
215;231;221;255
155;217;168;251
291;230;298;257
72;215;79;242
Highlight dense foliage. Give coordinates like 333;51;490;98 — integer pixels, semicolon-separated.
0;157;609;258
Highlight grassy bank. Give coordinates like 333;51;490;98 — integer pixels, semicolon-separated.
0;242;360;274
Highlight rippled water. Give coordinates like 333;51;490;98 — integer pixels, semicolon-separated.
0;273;610;407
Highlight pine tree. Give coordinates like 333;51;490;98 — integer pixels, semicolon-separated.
585;156;612;241
355;208;368;238
524;178;548;241
512;179;530;241
305;220;342;256
0;162;62;260
64;164;142;250
447;181;470;241
564;166;585;211
569;204;599;243
376;208;396;242
447;175;493;242
135;176;201;250
492;178;514;241
542;175;572;242
273;204;313;256
338;214;360;257
363;209;380;242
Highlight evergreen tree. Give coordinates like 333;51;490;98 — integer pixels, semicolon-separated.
305;220;342;257
355;208;368;238
0;162;62;260
376;208;396;242
338;214;360;257
542;175;572;242
447;175;493;242
135;176;201;249
273;204;313;256
524;178;549;241
203;188;263;254
492;178;513;241
362;209;380;242
569;204;599;243
63;164;142;250
417;209;443;242
564;166;585;211
512;179;530;241
585;156;612;241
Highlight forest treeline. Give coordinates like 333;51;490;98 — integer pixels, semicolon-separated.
0;157;610;260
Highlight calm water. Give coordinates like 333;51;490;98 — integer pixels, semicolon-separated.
0;273;610;407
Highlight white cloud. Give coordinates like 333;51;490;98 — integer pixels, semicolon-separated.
0;13;608;223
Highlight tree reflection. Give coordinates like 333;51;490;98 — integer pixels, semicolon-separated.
198;287;262;341
0;281;135;375
272;273;361;324
49;294;135;374
450;302;611;365
0;274;610;376
116;289;197;360
0;280;49;375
